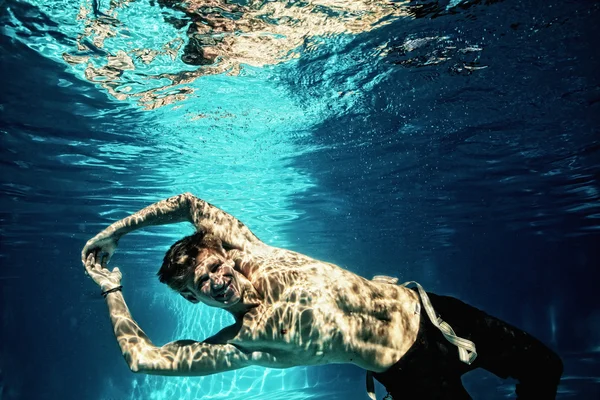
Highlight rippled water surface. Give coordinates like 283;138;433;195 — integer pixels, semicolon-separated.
1;0;599;399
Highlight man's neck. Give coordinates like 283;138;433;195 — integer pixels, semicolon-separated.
227;283;262;320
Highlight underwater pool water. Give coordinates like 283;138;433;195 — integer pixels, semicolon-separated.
1;0;599;399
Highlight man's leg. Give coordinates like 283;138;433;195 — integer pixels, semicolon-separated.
426;293;563;399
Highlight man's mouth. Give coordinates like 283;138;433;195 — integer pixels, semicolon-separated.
212;281;233;302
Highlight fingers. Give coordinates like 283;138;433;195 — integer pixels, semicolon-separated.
85;253;118;274
81;234;119;269
81;242;99;268
85;253;104;274
81;244;91;265
84;253;122;290
83;248;109;273
84;253;96;276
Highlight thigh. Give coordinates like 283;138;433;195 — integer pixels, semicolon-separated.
426;293;560;381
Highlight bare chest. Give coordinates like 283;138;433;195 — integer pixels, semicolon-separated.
230;293;336;362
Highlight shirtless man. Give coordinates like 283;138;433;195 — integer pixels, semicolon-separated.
81;193;563;399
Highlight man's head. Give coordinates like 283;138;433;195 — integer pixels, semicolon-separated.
158;230;243;308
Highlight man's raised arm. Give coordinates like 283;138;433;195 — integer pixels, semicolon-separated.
82;193;263;264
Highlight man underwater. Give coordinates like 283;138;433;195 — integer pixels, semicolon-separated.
82;193;562;399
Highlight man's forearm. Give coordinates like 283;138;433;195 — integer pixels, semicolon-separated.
99;192;263;250
101;193;193;239
104;290;157;372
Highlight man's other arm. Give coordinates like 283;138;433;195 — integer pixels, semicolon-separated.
105;289;255;376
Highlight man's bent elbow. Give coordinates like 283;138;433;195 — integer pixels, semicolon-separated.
181;192;196;202
123;350;154;374
127;358;159;375
125;353;179;375
127;358;144;374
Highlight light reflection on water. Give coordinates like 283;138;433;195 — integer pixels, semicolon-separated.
38;0;413;109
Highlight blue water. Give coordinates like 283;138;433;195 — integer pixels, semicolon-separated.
1;0;599;399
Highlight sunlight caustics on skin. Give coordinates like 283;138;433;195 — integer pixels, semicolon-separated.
119;294;320;400
124;294;348;400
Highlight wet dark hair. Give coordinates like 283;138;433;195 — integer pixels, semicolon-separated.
157;229;224;292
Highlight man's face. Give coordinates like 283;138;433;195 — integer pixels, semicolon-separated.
180;248;242;308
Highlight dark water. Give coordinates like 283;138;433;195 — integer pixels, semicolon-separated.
1;0;599;399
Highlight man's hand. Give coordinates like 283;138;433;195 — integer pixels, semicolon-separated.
81;231;120;267
84;253;122;292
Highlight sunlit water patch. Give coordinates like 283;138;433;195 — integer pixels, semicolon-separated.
8;0;425;109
